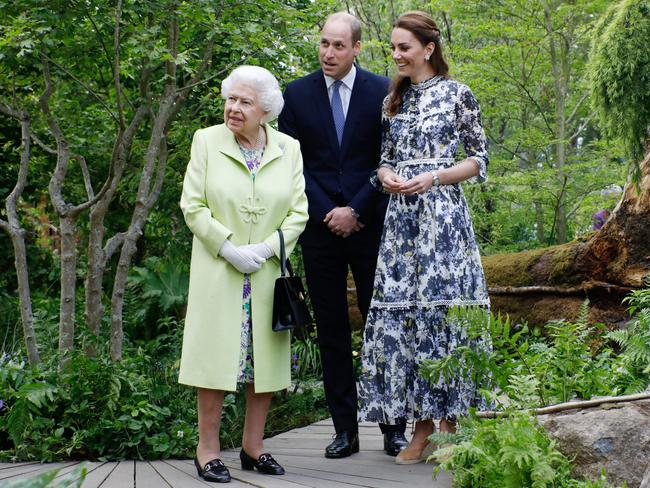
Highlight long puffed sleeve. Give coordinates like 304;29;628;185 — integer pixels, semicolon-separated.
370;107;397;191
456;84;489;183
180;129;233;258
262;138;308;258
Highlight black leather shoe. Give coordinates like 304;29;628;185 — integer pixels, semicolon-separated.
240;449;285;475
325;431;359;458
194;457;231;483
383;431;409;456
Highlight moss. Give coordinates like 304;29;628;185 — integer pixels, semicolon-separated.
482;248;548;286
547;245;581;285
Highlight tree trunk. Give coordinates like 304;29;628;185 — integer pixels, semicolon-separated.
543;0;569;244
483;149;650;326
57;215;78;359
0;104;40;365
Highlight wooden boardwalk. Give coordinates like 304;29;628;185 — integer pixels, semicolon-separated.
0;420;452;487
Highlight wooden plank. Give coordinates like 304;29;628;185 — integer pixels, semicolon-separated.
0;462;76;481
100;460;134;488
162;459;255;487
226;465;315;488
134;461;170;488
0;462;41;472
81;462;118;488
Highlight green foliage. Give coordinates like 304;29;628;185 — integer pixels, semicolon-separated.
291;330;322;382
420;303;620;408
0;463;87;488
606;283;650;393
588;0;650;164
0;330;198;461
126;254;189;339
420;291;650;487
0;318;330;461
431;411;617;488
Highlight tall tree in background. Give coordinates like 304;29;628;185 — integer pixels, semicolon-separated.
339;0;624;249
0;0;326;363
438;0;619;246
484;0;650;325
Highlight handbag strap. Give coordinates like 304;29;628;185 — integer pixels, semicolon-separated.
277;229;295;278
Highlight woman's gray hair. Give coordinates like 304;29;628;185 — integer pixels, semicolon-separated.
221;65;284;123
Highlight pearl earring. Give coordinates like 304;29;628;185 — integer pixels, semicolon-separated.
425;55;430;61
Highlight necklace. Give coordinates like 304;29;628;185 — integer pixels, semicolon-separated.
238;126;264;151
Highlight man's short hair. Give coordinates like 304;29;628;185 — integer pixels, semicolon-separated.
323;12;361;44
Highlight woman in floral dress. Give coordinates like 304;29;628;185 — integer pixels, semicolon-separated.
358;11;491;464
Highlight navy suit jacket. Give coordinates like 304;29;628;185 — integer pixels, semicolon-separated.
278;67;389;245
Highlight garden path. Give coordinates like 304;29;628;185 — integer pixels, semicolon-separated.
0;419;452;487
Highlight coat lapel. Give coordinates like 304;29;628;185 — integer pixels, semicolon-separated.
259;124;284;169
216;125;248;169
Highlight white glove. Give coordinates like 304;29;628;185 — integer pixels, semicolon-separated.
240;242;275;260
219;239;265;274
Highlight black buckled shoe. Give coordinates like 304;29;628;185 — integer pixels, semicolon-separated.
240;449;285;475
194;457;231;483
383;431;409;456
325;431;359;458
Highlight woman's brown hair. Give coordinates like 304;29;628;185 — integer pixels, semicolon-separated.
386;11;449;116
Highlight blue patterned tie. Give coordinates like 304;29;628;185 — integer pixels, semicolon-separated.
331;80;345;145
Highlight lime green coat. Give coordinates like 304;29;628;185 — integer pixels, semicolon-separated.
178;123;308;392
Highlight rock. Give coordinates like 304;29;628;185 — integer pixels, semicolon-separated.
641;466;650;488
538;399;650;487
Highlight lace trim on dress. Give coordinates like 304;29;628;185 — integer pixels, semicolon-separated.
370;299;491;309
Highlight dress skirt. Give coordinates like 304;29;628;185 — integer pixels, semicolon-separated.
358;158;491;424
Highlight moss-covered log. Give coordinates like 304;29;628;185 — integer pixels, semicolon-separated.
483;152;650;326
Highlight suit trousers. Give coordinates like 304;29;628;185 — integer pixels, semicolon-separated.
302;222;406;435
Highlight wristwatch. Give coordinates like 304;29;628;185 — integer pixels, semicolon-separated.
349;207;360;219
431;171;441;187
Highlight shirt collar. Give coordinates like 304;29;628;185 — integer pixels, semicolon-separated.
324;64;357;91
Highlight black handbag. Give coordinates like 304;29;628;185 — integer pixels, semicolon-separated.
272;229;312;332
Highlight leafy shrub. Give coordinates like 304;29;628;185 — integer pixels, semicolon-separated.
421;288;650;487
0;329;197;461
0;319;330;461
291;330;322;382
420;302;619;408
606;284;650;393
431;411;617;488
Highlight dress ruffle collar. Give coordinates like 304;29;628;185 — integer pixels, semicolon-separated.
410;75;445;92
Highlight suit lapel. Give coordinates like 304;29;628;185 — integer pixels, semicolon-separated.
312;73;341;155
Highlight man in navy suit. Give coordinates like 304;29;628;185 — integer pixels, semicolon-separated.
279;12;407;459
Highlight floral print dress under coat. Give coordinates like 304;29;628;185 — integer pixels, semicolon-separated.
358;75;491;424
236;144;264;384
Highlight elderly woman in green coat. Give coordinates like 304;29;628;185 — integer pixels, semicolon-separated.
179;65;308;483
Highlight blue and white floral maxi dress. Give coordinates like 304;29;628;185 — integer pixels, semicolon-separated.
358;76;491;424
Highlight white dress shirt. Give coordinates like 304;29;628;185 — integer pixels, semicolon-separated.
324;64;356;118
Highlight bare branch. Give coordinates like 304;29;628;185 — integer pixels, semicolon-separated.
113;0;125;129
76;155;95;200
566;92;589;126
477;392;650;418
39;51;120;126
30;133;57;154
489;280;633;296
104;232;127;260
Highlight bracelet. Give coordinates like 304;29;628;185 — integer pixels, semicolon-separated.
431;171;441;187
349;207;360;219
